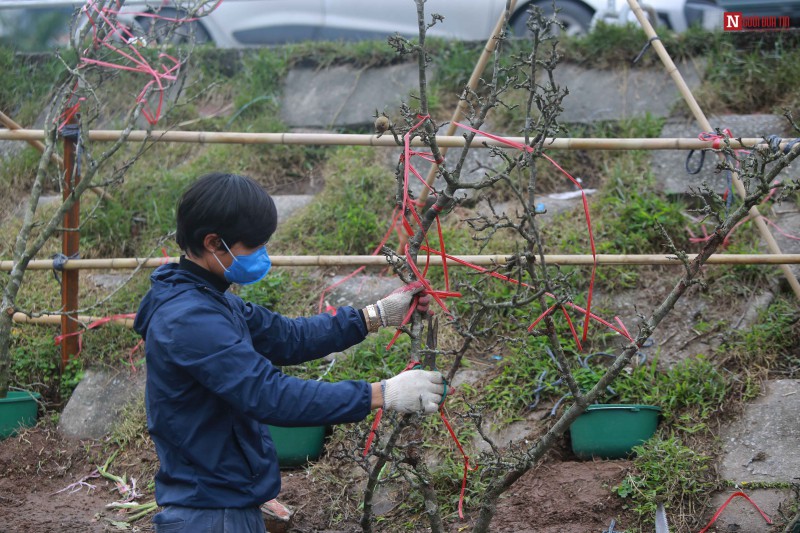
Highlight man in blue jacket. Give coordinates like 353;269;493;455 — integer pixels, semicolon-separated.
134;172;444;532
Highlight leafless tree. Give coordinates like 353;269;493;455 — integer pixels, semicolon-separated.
352;2;800;532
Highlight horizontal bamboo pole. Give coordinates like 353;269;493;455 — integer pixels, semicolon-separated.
3;254;800;272
0;128;789;151
12;312;135;328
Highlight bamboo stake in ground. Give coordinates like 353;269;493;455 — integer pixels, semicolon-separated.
625;0;800;300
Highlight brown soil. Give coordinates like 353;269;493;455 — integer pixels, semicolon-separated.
0;424;636;533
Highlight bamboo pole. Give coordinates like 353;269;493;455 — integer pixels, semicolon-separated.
3;254;800;272
0;111;112;201
625;0;800;300
12;312;135;328
0;128;791;151
417;0;517;207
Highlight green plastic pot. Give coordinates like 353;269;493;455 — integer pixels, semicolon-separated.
267;425;326;467
0;391;41;440
569;404;661;459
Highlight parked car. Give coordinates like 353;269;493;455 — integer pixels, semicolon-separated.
112;0;722;47
3;0;796;51
715;0;800;24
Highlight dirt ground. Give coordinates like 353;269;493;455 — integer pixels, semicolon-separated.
0;423;635;533
0;266;776;533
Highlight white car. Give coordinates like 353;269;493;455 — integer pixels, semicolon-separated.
112;0;722;47
0;0;722;49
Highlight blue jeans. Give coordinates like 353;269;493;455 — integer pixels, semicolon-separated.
152;505;266;533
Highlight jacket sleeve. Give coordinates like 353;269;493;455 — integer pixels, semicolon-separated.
163;307;372;426
233;296;368;366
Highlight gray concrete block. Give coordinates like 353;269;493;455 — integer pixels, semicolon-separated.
281;63;423;128
272;194;314;222
768;202;800;282
704;489;792;532
58;368;145;440
719;380;800;484
556;60;704;124
652;114;798;196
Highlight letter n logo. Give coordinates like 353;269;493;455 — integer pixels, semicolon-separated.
724;12;742;31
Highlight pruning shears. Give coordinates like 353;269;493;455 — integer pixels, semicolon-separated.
423;315;439;370
419;315;450;408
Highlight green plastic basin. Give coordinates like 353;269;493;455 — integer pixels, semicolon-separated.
267;425;326;467
569;404;661;459
0;391;41;440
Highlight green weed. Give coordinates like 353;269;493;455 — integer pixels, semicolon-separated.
271;146;396;255
615;436;717;529
718;295;800;376
109;394;148;450
0;49;64;125
697;33;800;113
9;324;85;401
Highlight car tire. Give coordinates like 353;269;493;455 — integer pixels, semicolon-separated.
136;8;211;45
512;0;595;38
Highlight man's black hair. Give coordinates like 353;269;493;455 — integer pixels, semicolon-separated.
176;172;278;257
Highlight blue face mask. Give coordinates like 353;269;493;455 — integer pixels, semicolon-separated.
215;239;271;285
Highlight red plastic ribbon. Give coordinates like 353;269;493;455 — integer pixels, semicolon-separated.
76;0;210;125
439;406;477;519
698;129;734;150
697;491;772;533
54;313;137;356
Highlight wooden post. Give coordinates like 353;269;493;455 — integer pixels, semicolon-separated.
60;120;81;369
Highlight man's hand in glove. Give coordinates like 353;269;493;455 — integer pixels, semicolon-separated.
376;280;431;327
380;369;444;414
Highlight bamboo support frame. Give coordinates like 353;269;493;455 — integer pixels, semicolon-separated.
626;0;800;300
0;111;112;201
9;253;800;331
12;312;135;328
0;128;792;151
2;254;800;272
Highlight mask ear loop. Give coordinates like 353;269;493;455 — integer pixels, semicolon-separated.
212;238;236;273
219;238;237;258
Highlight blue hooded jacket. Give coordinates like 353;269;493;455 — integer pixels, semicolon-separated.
133;259;371;508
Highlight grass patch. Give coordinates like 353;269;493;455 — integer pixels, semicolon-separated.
718;295;800;378
0;50;64;125
615;435;717;530
271;145;397;255
695;31;800;114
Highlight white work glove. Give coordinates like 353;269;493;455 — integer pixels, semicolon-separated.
382;369;445;415
375;281;431;328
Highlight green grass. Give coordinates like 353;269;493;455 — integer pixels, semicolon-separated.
696;32;800;113
270;145;397;255
718;295;800;377
615;435;717;530
0;49;65;125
